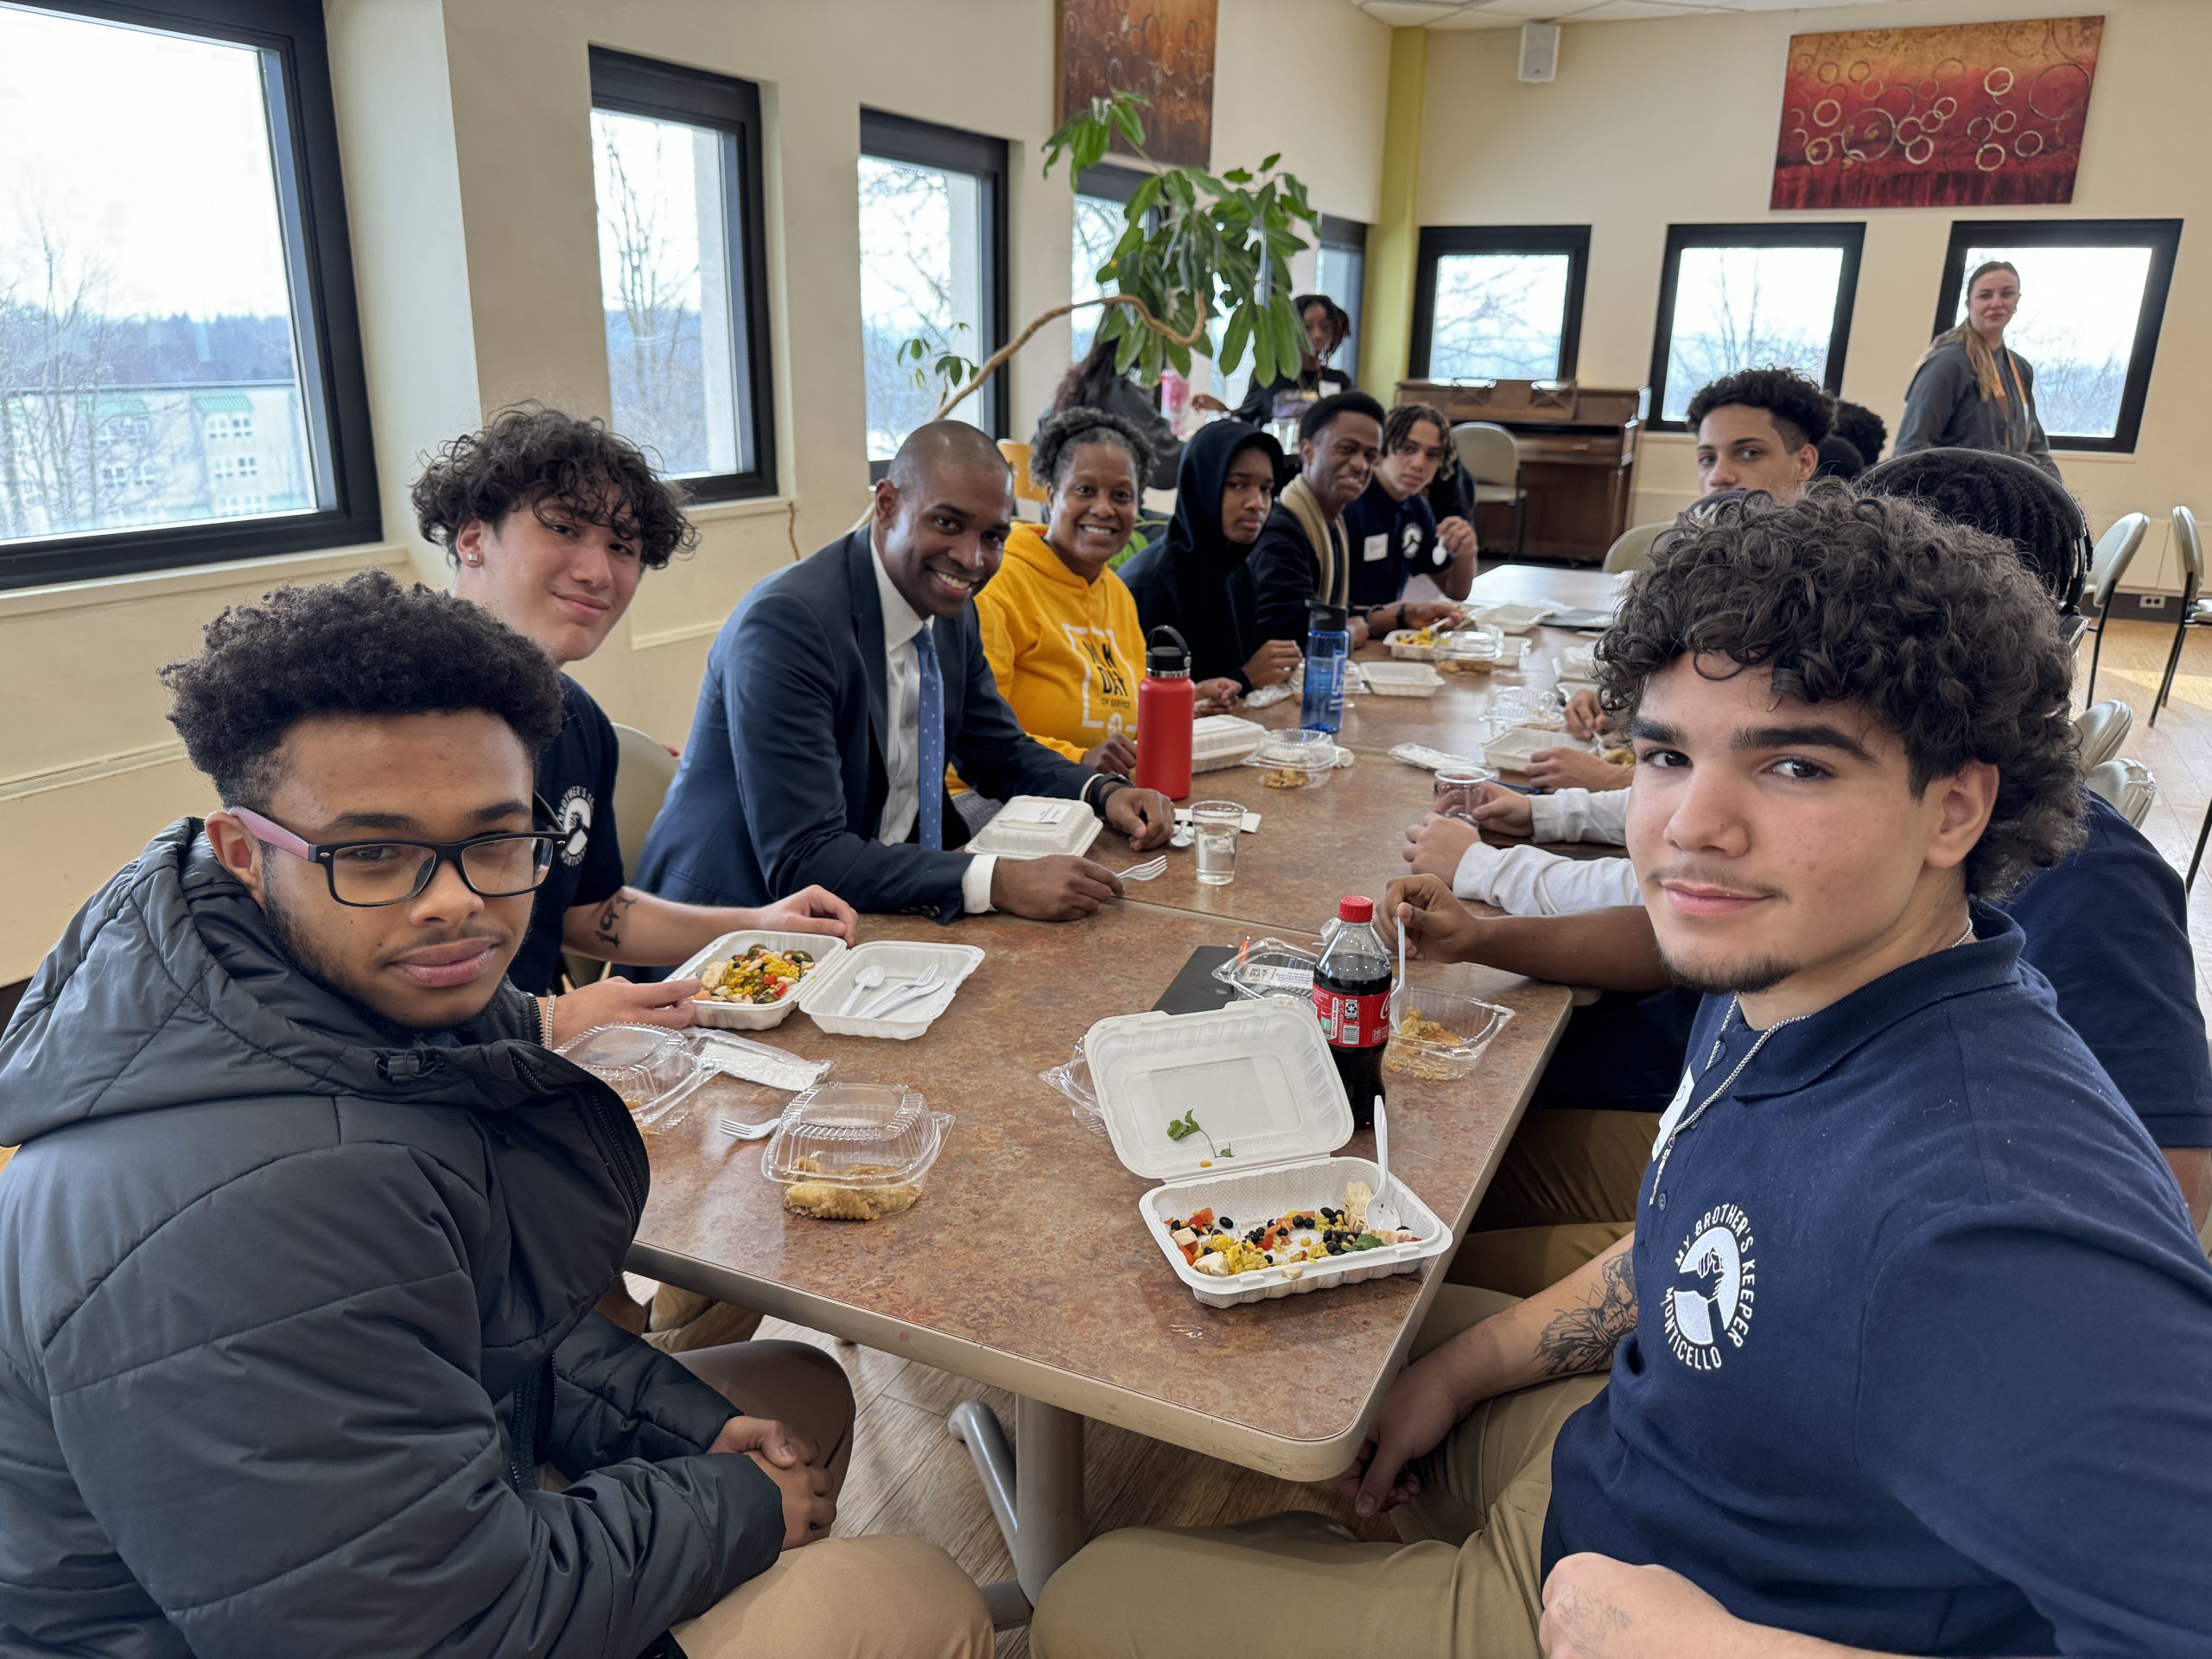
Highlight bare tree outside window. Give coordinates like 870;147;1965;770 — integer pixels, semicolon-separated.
860;156;988;460
590;108;741;478
1662;245;1844;423
1430;252;1573;380
0;7;317;550
1071;194;1124;362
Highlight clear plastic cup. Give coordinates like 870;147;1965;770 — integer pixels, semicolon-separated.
1433;768;1496;822
1190;800;1244;887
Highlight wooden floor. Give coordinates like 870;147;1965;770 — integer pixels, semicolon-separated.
666;619;2212;1655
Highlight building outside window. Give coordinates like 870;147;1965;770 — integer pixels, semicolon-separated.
0;0;377;589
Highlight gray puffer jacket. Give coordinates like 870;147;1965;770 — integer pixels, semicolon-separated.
0;822;785;1656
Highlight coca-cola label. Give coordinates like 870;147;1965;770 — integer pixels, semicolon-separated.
1313;985;1389;1048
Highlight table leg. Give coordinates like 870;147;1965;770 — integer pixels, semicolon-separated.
947;1394;1086;1625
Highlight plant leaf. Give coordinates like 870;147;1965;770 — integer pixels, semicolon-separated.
1260;151;1281;172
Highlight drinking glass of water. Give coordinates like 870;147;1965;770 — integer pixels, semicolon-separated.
1190;801;1245;887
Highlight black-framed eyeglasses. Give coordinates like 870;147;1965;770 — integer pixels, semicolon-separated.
226;805;560;908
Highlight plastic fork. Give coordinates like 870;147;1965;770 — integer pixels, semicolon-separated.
858;963;944;1020
1116;855;1167;882
1367;1095;1403;1236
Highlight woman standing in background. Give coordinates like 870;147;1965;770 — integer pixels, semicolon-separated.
1896;259;2061;480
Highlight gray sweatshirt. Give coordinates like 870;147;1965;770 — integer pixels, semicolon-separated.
1896;337;2061;481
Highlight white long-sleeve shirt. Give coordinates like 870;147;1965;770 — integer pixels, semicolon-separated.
1450;785;1641;916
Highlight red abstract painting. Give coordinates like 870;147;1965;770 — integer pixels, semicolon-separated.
1059;0;1217;168
1770;16;2103;211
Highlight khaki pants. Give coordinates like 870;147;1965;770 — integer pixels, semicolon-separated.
1450;1110;1657;1296
1031;1287;1604;1659
596;1280;767;1355
666;1342;991;1658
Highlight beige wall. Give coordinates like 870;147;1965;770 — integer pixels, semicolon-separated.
0;0;1390;983
1418;0;2206;586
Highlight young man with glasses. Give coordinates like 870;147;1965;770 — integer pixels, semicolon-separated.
0;571;990;1659
1034;486;2212;1659
417;407;855;1037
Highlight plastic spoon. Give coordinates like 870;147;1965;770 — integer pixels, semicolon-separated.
837;964;886;1016
1367;1095;1402;1235
1394;900;1408;1034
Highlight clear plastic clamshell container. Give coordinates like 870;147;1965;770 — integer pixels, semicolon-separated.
804;940;985;1039
1464;601;1554;635
556;1024;715;1130
963;796;1103;861
1243;727;1343;790
1358;660;1445;699
1192;713;1267;772
674;930;849;1031
1385;985;1514;1083
1084;1001;1451;1307
760;1082;952;1191
1212;936;1319;1002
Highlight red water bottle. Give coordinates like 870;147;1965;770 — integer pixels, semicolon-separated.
1135;625;1194;801
1313;896;1390;1132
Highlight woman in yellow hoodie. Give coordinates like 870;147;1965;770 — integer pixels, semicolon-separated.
975;408;1241;778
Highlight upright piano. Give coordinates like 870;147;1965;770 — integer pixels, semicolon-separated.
1395;379;1645;566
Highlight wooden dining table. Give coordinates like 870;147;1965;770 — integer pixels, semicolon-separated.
628;563;1615;1624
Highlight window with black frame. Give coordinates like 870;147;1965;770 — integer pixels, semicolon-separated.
1648;222;1863;429
1929;219;2180;452
588;48;777;499
1071;162;1149;364
0;0;377;590
1409;226;1589;384
858;111;1007;470
1315;215;1369;386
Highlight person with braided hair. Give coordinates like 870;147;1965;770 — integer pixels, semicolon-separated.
1897;259;2061;481
1192;292;1357;428
1859;446;2088;613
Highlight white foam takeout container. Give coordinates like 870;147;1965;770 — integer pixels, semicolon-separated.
1357;660;1445;699
1464;601;1555;635
962;796;1103;861
804;939;985;1039
1084;1001;1452;1307
673;930;850;1031
1192;713;1268;773
1483;725;1569;776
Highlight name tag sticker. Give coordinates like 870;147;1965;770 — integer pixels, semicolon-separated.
1363;532;1389;563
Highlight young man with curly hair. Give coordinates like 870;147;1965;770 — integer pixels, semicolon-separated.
414;408;855;1037
1033;488;2212;1658
0;571;991;1659
1684;365;1833;502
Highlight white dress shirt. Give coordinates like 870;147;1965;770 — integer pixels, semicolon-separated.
1450;785;1639;916
871;536;996;913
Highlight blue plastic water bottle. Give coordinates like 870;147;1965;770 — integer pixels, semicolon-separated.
1300;601;1350;733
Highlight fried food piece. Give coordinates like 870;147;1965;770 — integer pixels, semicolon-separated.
781;1156;921;1220
1263;767;1312;789
1344;1180;1373;1232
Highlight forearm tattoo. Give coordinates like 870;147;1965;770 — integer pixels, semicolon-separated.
594;890;639;950
1533;1250;1638;1378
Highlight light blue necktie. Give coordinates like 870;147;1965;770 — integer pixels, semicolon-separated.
913;624;945;852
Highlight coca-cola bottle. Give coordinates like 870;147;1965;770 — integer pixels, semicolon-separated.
1313;895;1391;1132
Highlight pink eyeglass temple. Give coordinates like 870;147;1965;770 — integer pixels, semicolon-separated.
222;806;315;859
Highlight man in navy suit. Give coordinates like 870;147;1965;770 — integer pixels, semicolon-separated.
635;423;1172;923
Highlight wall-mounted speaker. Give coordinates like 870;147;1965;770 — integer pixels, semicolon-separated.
1518;22;1560;83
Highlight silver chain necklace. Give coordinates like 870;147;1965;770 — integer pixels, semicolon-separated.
1648;918;1977;1211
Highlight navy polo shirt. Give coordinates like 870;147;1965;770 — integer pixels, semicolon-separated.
2006;792;2212;1147
1339;480;1446;609
1543;910;2212;1655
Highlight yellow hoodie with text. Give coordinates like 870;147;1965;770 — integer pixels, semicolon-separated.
972;522;1143;767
